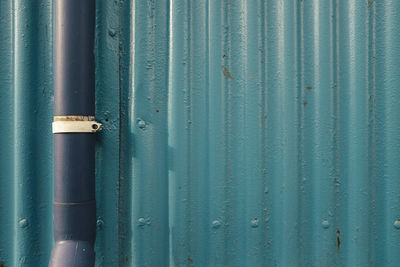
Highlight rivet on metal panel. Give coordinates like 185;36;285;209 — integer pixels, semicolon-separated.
137;218;146;227
137;119;147;129
251;218;259;228
96;218;104;229
212;220;222;229
108;29;116;37
321;220;330;229
393;219;400;229
137;217;151;228
18;218;28;228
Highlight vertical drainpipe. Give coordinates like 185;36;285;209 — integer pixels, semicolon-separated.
49;0;100;266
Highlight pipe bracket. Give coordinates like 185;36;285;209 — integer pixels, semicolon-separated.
52;116;103;133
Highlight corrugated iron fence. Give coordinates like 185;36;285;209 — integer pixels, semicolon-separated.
1;0;400;266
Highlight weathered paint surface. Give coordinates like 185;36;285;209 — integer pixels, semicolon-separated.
1;0;400;266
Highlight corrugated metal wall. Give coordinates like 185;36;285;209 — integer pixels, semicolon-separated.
1;0;400;266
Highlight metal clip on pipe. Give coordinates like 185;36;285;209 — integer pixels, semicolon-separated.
52;116;103;134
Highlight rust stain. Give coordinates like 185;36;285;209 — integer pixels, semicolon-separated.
261;112;267;126
306;86;312;90
221;66;234;80
336;228;341;250
303;101;308;107
188;257;193;264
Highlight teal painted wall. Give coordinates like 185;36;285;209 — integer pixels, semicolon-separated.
1;0;400;266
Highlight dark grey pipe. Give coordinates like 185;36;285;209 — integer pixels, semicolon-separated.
50;0;96;266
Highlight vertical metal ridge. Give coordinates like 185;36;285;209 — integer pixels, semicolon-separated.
257;1;268;265
330;1;339;265
13;1;53;265
225;1;248;265
124;0;170;265
300;0;337;266
118;0;133;265
265;0;281;263
0;1;15;266
334;1;341;264
203;0;211;263
34;1;54;262
337;1;370;265
13;1;27;263
368;1;377;265
186;1;210;265
265;1;300;265
94;0;122;265
222;1;231;265
298;0;307;265
207;1;227;265
221;2;235;265
375;1;400;265
241;0;267;265
262;1;273;264
169;0;192;265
